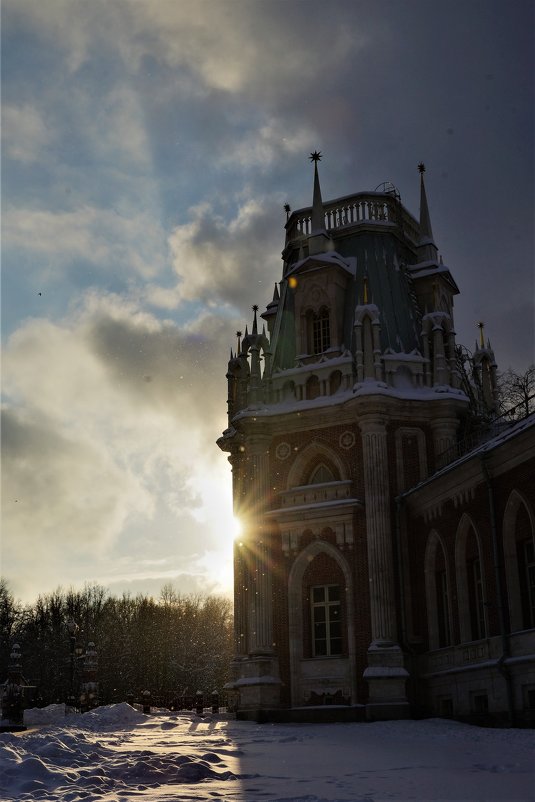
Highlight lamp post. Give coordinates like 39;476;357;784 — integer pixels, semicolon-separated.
81;642;98;711
1;643;25;729
66;619;79;709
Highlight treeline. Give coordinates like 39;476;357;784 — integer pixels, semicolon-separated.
0;579;233;707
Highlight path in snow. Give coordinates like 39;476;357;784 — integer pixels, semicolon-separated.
0;704;533;801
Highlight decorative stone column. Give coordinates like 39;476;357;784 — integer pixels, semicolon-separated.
431;417;459;468
432;325;447;385
359;416;409;720
229;451;247;657
232;435;281;713
360;418;397;641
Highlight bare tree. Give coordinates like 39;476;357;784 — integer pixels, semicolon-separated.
498;365;535;419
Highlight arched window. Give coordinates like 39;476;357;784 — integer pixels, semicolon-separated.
362;315;374;378
503;491;535;631
309;463;335;484
329;370;342;395
312;308;330;354
310;585;342;656
466;534;486;640
305;374;320;400
302;550;346;658
435;548;451;648
282;380;295;401
425;531;452;650
455;517;487;642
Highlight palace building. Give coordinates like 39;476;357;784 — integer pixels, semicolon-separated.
217;156;535;724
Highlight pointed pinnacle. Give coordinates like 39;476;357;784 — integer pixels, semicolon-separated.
477;320;485;349
419;162;434;243
311;151;325;232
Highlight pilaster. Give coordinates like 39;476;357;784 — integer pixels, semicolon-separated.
359;417;396;641
359;416;409;718
230;435;281;710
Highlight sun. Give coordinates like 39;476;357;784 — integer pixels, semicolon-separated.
230;515;242;540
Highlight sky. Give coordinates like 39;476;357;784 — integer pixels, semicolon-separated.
1;0;534;605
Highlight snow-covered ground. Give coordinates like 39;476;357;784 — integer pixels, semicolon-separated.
0;703;533;801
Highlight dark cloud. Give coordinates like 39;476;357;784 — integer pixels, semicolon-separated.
2;0;533;601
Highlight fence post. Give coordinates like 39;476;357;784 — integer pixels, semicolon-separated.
142;689;151;714
211;690;219;714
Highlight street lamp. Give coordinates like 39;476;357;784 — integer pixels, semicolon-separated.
82;642;98;711
66;619;79;708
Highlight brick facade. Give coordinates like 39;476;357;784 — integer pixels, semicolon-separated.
218;162;535;724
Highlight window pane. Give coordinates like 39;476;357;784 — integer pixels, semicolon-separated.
312;587;325;604
330;638;342;655
314;622;327;640
329;620;341;639
328;586;340;602
329;607;340;622
315;640;327;656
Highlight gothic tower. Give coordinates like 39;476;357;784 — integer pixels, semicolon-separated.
218;156;469;720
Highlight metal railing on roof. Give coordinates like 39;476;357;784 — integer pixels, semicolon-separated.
435;395;535;470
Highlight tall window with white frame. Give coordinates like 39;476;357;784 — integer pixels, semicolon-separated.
312;308;330;355
311;585;342;656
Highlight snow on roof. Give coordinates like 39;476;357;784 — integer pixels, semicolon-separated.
232;380;468;422
401;413;535;496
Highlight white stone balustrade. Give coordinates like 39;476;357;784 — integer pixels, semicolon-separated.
286;192;420;246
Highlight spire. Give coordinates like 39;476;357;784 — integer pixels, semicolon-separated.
310;151;324;233
236;330;242;353
418;163;434;242
272;283;280;302
477;321;485;349
417;163;439;263
252;304;259;335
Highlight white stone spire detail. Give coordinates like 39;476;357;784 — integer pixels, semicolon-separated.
417;163;439;263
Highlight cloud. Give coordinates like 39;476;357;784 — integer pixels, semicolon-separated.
1;406;149;554
223;119;316;171
2;206;167;281
6;0;363;101
1;293;235;602
166;195;284;310
2;103;52;163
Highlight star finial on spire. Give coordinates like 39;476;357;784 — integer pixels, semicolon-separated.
418;162;426;174
309;150;322;163
252;304;259;313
